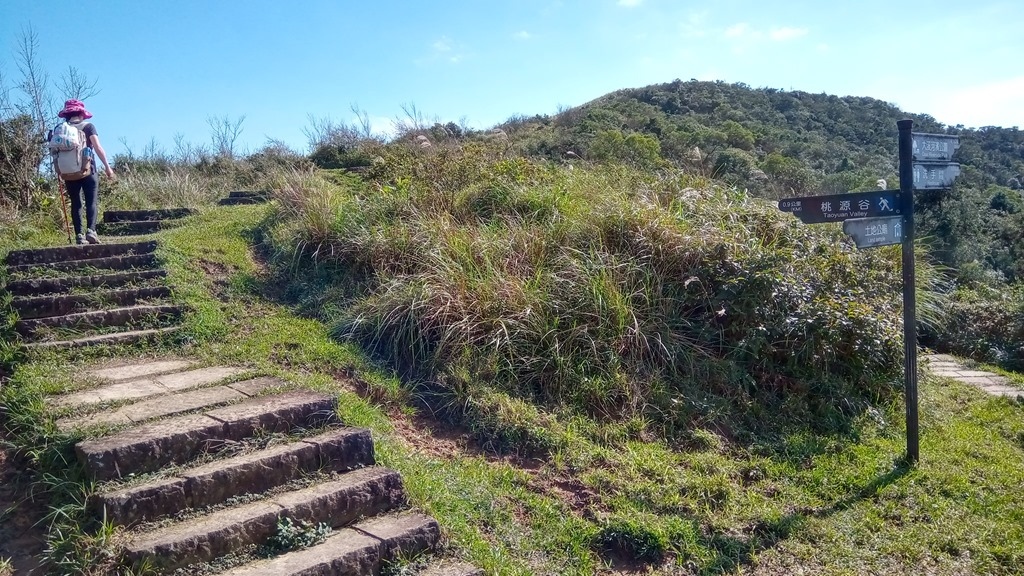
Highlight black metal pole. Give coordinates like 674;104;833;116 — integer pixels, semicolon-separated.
898;119;919;464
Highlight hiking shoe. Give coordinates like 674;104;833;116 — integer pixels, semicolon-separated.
85;229;100;244
76;234;86;245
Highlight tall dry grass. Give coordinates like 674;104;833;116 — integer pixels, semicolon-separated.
263;142;923;440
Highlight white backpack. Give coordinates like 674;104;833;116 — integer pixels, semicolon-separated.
48;121;93;180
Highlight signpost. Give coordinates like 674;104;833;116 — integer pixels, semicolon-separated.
842;216;903;248
777;190;901;224
777;120;960;464
912;162;961;189
912;133;960;161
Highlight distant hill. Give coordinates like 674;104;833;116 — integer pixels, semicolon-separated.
498;79;1024;281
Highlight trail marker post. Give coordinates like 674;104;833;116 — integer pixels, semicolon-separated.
777;120;960;464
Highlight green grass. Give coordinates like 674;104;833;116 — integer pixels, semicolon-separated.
1;189;1023;574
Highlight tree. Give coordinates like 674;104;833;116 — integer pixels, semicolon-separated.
588;129;663;169
207;114;246;158
0;27;49;207
0;113;45;206
56;66;100;101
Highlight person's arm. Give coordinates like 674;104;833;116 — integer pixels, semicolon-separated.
88;134;115;179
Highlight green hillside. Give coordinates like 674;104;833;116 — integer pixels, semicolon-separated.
2;78;1024;575
493;79;1024;283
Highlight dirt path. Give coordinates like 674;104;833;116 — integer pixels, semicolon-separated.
0;444;47;575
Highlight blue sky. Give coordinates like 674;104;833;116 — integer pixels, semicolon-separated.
2;0;1021;159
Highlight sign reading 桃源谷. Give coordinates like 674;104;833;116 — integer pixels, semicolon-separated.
777;190;900;224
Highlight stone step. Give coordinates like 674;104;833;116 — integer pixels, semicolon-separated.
96;427;375;526
4;269;167;297
87;359;194;381
103;208;192;223
52;366;250;409
3;240;157;267
98;221;167;236
123;467;407;572
217;512;440;576
8;253;158;277
218;196;268;206
75;390;338;480
24;326;181;350
12;286;173;319
16;304;182;339
229;190;270;199
57;375;275;431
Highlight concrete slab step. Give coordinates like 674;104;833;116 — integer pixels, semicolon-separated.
57;376;276;431
103;208;192;223
99;220;188;236
8;253;158;277
3;240;157;267
217;512;440;576
4;269;167;297
218;196;268;206
87;359;194;381
16;304;182;339
123;467;406;572
75;390;338;480
52;366;249;408
24;326;181;350
229;191;270;199
12;286;173;319
96;427;375;526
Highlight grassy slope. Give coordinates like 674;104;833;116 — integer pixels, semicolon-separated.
1;204;1023;575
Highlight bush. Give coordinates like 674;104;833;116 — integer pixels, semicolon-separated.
924;284;1024;370
263;150;910;443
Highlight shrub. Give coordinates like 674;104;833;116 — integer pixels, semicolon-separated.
264;151;909;443
924;284;1024;370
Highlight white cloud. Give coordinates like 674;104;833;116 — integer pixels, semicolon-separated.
724;23;808;45
724;22;751;38
514;30;532;40
679;11;709;38
618;0;642;6
926;76;1024;128
769;27;808;41
420;36;468;65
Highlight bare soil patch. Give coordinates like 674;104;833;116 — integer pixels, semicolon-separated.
0;443;47;575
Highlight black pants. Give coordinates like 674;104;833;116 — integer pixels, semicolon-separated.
66;173;99;235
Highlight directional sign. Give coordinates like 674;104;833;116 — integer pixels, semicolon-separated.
912;133;960;162
843;216;904;248
913;162;961;189
778;190;901;224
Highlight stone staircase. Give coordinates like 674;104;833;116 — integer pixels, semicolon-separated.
4;241;183;349
219;190;271;206
54;359;480;575
99;208;193;237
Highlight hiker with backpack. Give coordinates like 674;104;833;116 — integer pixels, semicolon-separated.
49;99;115;245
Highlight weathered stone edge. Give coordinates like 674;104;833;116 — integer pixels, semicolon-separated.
97;427;375;526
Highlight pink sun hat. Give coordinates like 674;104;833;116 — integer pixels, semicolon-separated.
57;99;93;119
